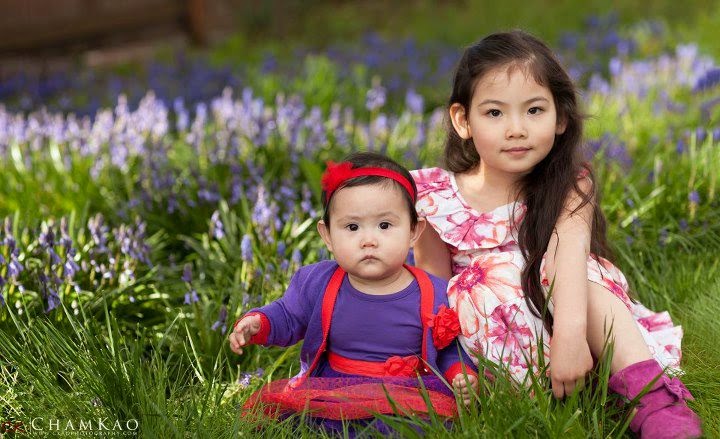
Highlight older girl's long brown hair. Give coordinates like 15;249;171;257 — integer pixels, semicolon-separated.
445;30;613;334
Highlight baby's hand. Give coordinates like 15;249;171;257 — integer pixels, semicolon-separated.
228;314;262;355
452;373;478;406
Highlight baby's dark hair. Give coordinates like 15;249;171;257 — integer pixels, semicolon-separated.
321;152;419;228
446;30;612;334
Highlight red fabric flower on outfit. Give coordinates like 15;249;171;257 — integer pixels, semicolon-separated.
428;305;461;349
384;355;421;376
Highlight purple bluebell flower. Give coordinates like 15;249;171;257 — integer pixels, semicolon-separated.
252;186;273;228
59;217;73;248
676;138;686;154
693;68;720;93
679;219;689;231
405;89;424;114
88;214;109;253
230;175;244;205
8;254;23;279
3;230;16;253
184;289;200;305
366;84;387;111
46;287;61;313
300;186;315;215
291;248;302;266
241;234;253;262
198;185;221;204
48;248;62;266
39;225;55;248
689;191;700;204
370;114;389;141
64;248;80;279
210;210;225;240
276;242;286;257
182;263;193;283
238;374;252;387
211;305;228;333
167;193;179;214
609;58;623;77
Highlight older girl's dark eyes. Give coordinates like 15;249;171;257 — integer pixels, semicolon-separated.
346;224;359;231
379;222;391;230
528;107;544;115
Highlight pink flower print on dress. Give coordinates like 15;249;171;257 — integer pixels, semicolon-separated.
638;312;675;333
448;253;523;338
412;167;449;198
486;304;534;354
452;288;483;336
664;345;682;367
600;276;634;309
444;211;511;249
416;193;439;216
443;210;479;244
450;252;523;304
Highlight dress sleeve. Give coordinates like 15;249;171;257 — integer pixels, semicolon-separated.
438;341;478;382
410;167;452;219
245;266;315;347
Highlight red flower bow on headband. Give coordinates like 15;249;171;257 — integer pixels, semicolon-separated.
321;161;355;202
320;161;416;203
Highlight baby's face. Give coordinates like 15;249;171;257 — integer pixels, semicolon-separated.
319;183;419;289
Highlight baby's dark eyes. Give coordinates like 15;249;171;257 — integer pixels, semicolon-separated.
487;109;502;117
344;222;393;231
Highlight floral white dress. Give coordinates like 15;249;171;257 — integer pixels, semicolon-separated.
411;167;683;383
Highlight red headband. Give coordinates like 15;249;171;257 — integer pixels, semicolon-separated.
321;161;416;204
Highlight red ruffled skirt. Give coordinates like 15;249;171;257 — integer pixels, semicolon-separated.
243;353;457;421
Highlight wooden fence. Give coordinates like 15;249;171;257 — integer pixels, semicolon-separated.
0;0;212;53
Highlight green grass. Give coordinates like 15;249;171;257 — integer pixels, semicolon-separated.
234;0;709;45
217;0;720;56
3;261;715;437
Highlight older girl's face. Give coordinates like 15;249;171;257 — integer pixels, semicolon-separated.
450;65;566;180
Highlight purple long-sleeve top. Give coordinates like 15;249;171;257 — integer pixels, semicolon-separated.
245;260;477;381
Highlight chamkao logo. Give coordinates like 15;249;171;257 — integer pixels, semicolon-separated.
1;418;139;436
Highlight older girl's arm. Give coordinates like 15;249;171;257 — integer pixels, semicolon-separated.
413;222;453;280
544;177;595;397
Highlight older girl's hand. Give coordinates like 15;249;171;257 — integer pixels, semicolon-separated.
549;330;593;398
